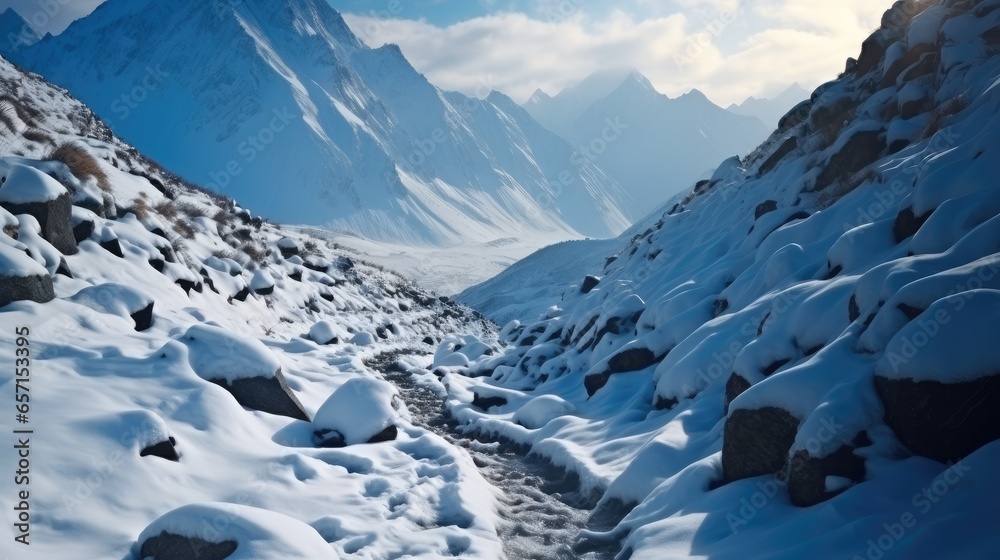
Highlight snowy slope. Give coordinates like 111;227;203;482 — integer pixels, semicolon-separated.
727;83;812;130
525;69;770;217
0;54;513;559
10;0;631;246
445;1;1000;557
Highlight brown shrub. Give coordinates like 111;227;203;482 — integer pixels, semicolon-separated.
240;242;269;266
175;201;208;219
154;200;178;220
173;217;198;240
22;128;55;146
128;198;151;220
48;142;111;191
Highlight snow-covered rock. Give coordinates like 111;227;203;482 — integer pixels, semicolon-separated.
68;283;155;332
137;503;333;559
0;242;53;306
0;162;76;254
312;377;399;447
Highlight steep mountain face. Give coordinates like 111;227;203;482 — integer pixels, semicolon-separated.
451;0;1000;557
10;0;631;245
0;7;41;53
727;82;811;129
525;70;770;219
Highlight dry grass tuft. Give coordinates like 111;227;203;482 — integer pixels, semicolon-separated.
48;142;111;192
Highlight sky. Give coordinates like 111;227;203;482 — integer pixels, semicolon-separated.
331;0;887;106
0;0;886;107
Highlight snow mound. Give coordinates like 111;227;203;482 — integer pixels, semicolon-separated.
0;162;67;204
313;377;398;446
137;503;333;559
512;395;575;429
181;324;281;383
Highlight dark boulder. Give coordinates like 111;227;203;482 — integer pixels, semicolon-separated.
472;392;508;411
139;532;238;560
56;257;73;278
788;441;867;507
422;336;436;346
893;206;931;243
131;301;155;332
581;275;601;294
367;424;398;444
722;407;800;482
855;29;893;76
2;192;77;255
0;269;55;307
814;129;886;192
100;237;124;258
875;374;1000;464
725;373;752;413
608;348;658;373
232;286;251;302
140;437;179;462
211;370;310;422
758;136;798;177
778;99;812;133
73;220;94;243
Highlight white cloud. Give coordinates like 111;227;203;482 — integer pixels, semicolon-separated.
343;0;885;106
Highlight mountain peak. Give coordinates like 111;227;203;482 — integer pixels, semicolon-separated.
0;6;41;54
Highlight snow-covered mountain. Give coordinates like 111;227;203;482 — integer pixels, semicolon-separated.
9;0;631;245
452;0;1000;557
525;69;770;218
0;7;41;54
727;83;812;129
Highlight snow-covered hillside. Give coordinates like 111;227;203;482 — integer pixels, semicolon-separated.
8;0;631;246
525;69;770;216
0;53;519;558
447;0;1000;557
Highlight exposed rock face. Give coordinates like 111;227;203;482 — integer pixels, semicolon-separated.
722;407;800;483
814;129;886;192
139;532;238;560
875;374;1000;464
788;442;867;507
585;347;660;397
211;370;310;422
1;192;77;254
0;270;55;307
581;275;601;294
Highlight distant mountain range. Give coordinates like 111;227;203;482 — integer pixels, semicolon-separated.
8;0;632;245
727;82;811;129
525;69;772;219
0;8;42;54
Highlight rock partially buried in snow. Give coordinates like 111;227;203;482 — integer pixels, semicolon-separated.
350;331;376;346
0;243;55;307
250;269;275;295
312;377;399;447
181;324;309;421
308;320;345;345
581;275;601;294
0;163;77;254
722;406;800;483
137;503;332;560
68;283;155;332
513;395;575;429
875;291;1000;464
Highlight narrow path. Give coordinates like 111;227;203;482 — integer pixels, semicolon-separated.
366;351;624;560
